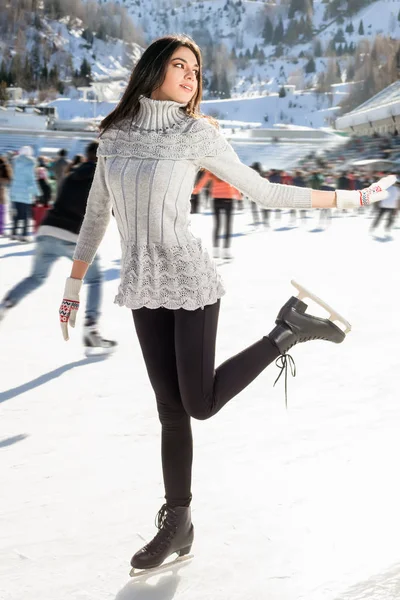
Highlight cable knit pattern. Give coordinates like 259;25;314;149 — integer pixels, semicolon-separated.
74;96;313;311
116;240;225;310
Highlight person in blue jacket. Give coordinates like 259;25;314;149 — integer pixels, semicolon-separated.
10;146;40;242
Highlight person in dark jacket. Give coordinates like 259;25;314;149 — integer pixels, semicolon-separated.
0;141;116;355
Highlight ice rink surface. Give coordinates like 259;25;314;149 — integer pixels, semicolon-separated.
2;207;400;600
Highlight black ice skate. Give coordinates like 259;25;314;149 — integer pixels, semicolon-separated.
269;280;351;404
130;504;194;578
83;322;117;357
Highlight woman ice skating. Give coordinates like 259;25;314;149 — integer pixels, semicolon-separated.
58;34;396;576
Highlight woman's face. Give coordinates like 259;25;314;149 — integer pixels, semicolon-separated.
151;46;199;104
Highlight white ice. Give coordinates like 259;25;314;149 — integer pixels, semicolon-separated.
1;207;400;600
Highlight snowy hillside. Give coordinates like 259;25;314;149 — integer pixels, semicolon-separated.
2;0;399;127
28;17;142;82
114;0;400;95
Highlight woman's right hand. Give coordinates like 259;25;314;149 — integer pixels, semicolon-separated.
59;277;83;341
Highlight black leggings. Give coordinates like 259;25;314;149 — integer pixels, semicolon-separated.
132;301;279;506
213;198;233;248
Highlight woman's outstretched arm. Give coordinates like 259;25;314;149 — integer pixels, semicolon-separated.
197;136;393;210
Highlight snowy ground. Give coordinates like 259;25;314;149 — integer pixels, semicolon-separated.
2;205;400;600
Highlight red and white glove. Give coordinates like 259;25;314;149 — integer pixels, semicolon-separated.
59;277;83;341
336;175;397;209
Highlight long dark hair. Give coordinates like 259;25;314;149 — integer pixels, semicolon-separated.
100;34;209;134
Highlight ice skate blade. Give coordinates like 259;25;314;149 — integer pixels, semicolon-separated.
129;554;193;579
291;280;351;334
84;346;116;358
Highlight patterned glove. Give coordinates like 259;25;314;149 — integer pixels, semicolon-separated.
59;277;83;341
336;175;396;210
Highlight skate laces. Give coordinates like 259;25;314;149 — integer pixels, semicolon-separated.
273;353;296;408
141;504;177;555
155;504;171;530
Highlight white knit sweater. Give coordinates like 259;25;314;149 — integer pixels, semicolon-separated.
74;96;312;310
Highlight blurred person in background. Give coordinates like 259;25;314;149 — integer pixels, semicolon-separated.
369;178;400;239
193;170;241;259
249;162;271;227
318;174;335;229
268;168;282;224
0;155;13;236
66;153;84;174
9;145;40;242
53;148;71;192
33;156;53;233
0;140;116;356
293;169;307;222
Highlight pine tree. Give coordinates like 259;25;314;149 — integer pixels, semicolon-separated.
82;28;94;46
252;44;259;59
285;19;299;45
345;21;354;34
334;28;345;43
262;16;273;44
79;58;92;84
31;43;41;84
302;16;313;41
272;18;284;45
314;38;323;57
288;0;298;19
49;64;59;87
305;57;316;73
0;60;7;84
358;19;364;35
257;48;266;65
0;81;8;106
279;85;286;98
40;65;48;85
398;9;400;22
219;71;231;98
23;56;34;90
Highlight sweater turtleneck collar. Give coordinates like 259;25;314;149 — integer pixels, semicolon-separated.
134;96;188;131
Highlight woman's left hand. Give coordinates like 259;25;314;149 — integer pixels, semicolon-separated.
336;175;397;209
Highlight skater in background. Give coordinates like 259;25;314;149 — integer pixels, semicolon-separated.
268;168;282;224
0;141;116;356
189;170;203;214
52;148;71;193
0;155;13;236
249;162;271;227
66;153;84;174
370;179;400;238
9;145;40;242
33;156;53;233
292;170;307;222
58;35;395;577
193;169;241;259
